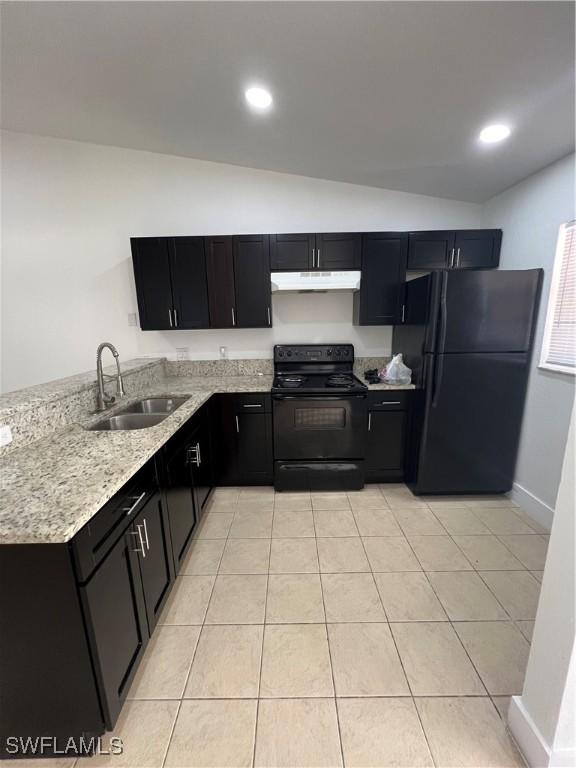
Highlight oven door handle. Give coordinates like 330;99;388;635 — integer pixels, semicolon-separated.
272;394;367;401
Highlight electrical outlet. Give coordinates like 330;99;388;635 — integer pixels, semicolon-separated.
0;425;13;447
176;347;189;361
127;312;138;327
219;346;228;359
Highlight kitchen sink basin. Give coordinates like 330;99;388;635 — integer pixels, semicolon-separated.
87;413;168;431
86;396;189;430
121;397;189;414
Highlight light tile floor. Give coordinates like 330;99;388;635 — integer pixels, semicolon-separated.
77;484;550;767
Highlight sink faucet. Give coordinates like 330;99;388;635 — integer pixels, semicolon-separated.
96;342;126;411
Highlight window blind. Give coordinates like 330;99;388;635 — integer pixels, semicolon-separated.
541;221;576;373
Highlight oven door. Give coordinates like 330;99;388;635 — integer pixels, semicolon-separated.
273;394;367;460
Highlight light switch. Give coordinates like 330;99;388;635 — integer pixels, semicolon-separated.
0;425;13;446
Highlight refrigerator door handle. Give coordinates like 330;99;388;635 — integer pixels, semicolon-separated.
431;354;445;408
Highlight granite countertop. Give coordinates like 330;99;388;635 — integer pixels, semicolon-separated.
0;373;414;545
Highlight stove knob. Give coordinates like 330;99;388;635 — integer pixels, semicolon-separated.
278;351;284;358
326;348;332;356
287;350;292;357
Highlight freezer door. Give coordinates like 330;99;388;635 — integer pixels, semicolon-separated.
413;352;530;494
440;269;542;353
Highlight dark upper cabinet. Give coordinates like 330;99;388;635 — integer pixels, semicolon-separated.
79;527;149;727
453;229;502;269
353;233;408;325
407;231;454;270
136;493;174;634
270;232;360;271
206;236;236;328
315;233;361;270
170;237;210;329
233;234;272;328
407;229;501;270
131;237;209;330
270;233;315;271
131;238;174;330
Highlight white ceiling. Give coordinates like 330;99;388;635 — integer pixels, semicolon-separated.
1;1;574;202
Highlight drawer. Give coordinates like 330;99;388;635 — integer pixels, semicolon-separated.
71;461;158;583
233;393;271;413
367;391;411;411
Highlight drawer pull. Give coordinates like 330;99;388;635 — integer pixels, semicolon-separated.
379;401;402;405
243;403;262;408
122;491;146;516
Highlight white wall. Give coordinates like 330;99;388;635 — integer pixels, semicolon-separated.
1;130;481;393
482;154;576;525
508;405;575;767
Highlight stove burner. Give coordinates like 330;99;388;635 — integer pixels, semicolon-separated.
277;376;305;389
326;374;354;388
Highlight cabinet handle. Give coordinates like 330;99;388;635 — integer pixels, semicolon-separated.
243;403;262;408
122;491;147;517
380;401;402;405
267;306;271;326
231;307;236;326
368;413;372;431
173;308;178;327
168;309;173;327
142;517;150;551
317;249;321;268
456;248;461;268
312;248;316;268
197;441;201;466
235;415;240;433
187;445;200;467
130;526;146;557
449;248;455;269
401;304;406;323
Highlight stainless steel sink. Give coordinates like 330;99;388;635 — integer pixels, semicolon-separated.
87;413;167;431
121;397;189;414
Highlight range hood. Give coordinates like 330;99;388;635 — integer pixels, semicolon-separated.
271;271;361;293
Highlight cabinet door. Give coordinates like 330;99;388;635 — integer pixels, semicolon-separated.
131;238;174;330
270;233;315;271
407;231;455;270
453;230;502;270
135;494;174;633
188;417;214;514
164;443;197;572
205;236;236;328
355;233;408;325
212;395;240;486
366;410;407;480
170;237;210;329
315;233;361;270
80;529;149;727
233;235;272;328
237;412;273;484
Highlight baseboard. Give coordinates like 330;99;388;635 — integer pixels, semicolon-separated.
509;483;554;531
508;696;551;767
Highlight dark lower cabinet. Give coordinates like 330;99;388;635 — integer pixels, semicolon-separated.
353;233;408;325
233;234;272;327
365;392;411;481
213;394;273;485
187;409;214;515
163;439;197;573
136;494;174;633
80;527;149;728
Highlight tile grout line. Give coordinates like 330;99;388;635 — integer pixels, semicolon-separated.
312;501;347;768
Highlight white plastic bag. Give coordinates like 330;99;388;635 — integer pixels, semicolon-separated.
380;354;412;385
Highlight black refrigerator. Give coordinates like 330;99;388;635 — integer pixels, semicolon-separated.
393;269;543;495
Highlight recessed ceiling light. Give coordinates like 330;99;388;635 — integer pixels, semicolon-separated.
245;86;273;111
478;124;512;144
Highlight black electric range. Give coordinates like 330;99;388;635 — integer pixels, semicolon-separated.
272;344;368;491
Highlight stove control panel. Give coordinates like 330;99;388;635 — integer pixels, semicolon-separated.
274;344;354;362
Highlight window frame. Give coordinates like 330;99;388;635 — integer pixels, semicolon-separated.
539;220;576;376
